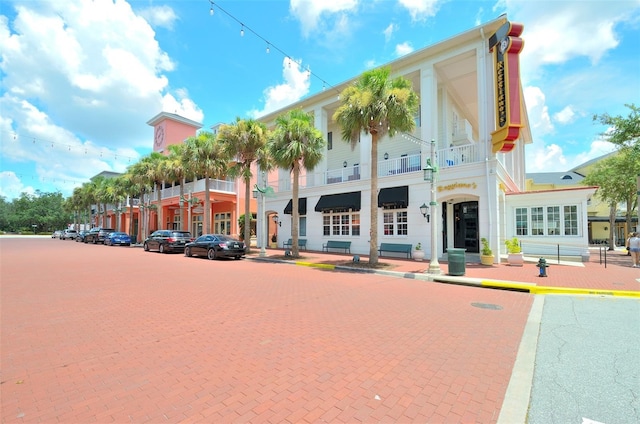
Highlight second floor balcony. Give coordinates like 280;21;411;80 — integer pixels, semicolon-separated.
275;143;482;192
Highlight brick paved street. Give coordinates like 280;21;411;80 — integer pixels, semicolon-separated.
1;238;532;423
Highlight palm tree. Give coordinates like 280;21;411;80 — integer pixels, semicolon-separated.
333;66;419;264
217;118;269;250
269;108;325;258
184;131;229;235
90;176;110;228
144;152;168;232
127;156;155;240
165;144;190;231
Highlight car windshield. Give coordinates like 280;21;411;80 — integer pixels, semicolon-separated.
111;232;127;236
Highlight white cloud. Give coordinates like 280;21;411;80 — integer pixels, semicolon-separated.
0;171;35;200
395;42;414;56
0;0;190;150
523;86;553;136
364;59;379;69
383;23;397;42
553;106;578;125
138;5;178;30
162;90;204;124
398;0;441;21
249;58;311;118
507;0;634;74
289;0;358;37
0;0;188;198
526;136;617;173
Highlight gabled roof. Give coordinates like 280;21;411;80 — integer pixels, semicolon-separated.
146;112;202;129
525;171;585;185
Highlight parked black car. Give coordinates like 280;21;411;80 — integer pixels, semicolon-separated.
143;230;193;253
184;234;246;260
84;227;115;244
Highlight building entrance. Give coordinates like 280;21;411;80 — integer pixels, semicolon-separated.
445;201;479;253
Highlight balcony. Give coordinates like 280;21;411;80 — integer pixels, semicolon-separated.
378;154;422;177
452;118;474;146
158;178;236;200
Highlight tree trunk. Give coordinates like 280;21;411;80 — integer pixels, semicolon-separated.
369;131;379;264
244;175;252;253
179;178;186;231
204;176;211;235
608;203;616;250
292;161;300;258
156;182;162;231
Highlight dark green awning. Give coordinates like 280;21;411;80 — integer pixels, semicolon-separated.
284;198;307;215
378;186;409;208
314;191;361;212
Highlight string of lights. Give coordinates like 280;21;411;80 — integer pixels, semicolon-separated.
3;171;88;187
207;0;341;95
2;130;140;163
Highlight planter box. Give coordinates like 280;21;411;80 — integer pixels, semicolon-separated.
507;253;524;266
480;254;494;266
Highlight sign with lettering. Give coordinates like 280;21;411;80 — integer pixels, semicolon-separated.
489;21;524;153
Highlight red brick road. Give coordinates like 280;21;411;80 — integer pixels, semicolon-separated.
1;238;532;423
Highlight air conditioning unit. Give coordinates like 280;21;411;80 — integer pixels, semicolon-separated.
452;119;474;145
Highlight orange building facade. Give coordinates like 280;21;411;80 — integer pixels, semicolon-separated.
99;112;278;245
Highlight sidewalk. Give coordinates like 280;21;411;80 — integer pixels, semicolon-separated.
247;246;640;297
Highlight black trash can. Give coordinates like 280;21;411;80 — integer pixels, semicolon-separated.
447;248;466;276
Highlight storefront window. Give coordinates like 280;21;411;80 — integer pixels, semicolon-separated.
564;205;578;235
323;210;360;236
516;207;528;235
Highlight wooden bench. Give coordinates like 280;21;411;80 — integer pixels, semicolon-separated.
283;238;307;250
322;240;351;253
378;243;413;258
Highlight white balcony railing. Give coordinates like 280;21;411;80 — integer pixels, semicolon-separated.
158;178;236;200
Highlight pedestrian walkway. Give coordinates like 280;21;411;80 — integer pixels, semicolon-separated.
247;246;640;297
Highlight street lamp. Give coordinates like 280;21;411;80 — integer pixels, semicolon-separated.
419;203;430;222
254;173;273;258
424;139;441;275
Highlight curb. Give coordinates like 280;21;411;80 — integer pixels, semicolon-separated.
249;256;640;299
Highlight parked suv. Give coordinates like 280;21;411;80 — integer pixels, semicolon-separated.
143;230;193;253
84;227;115;244
60;229;77;240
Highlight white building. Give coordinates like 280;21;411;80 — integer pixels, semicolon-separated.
254;15;595;263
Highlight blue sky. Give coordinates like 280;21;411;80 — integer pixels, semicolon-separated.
1;0;639;200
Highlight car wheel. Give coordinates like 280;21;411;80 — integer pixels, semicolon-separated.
159;244;165;254
207;248;216;260
185;247;192;257
143;242;149;251
234;255;241;260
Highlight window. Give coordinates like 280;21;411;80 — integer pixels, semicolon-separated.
299;216;307;237
531;207;544;235
515;204;580;237
414;105;421;127
327;131;333;150
547;206;560;235
322;211;360;236
383;210;408;236
516;208;528;235
564;205;578;235
214;212;231;235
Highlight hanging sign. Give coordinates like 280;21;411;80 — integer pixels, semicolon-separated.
489;21;524;153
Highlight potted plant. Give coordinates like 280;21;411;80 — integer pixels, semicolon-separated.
412;242;425;261
505;237;524;266
270;233;277;249
480;237;494;266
